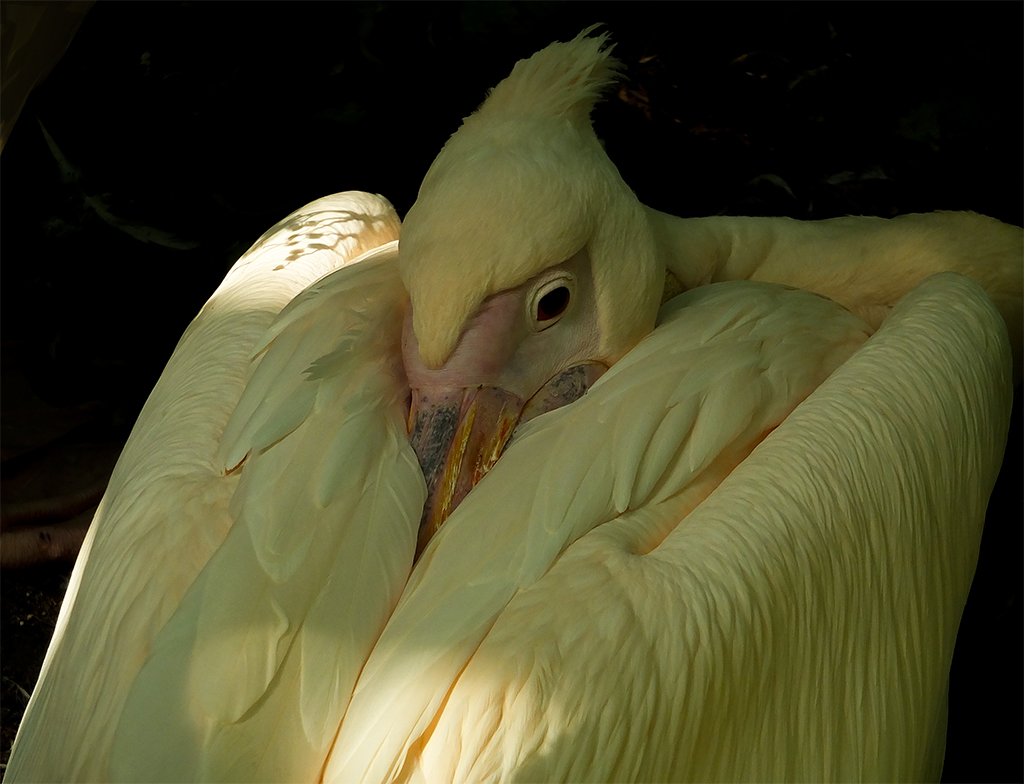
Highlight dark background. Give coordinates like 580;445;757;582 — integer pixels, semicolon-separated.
1;2;1021;780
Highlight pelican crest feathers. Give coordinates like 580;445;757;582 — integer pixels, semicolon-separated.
471;25;623;126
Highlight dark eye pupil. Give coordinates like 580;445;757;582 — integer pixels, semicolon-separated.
537;286;570;321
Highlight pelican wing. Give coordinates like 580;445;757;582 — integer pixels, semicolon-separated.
323;281;878;782
4;192;402;783
108;241;424;783
371;273;1012;783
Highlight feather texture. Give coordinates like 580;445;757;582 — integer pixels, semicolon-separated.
322;281;876;783
331;272;1010;784
4;192;401;783
110;244;424;783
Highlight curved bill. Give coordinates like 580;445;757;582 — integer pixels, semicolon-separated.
408;361;606;557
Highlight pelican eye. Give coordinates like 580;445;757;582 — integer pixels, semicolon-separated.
528;272;576;332
537;286;570;322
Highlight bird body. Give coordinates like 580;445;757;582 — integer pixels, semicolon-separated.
6;29;1020;784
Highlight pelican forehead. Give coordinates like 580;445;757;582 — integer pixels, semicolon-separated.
400;141;602;368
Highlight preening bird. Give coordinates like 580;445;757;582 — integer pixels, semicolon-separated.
6;29;1021;784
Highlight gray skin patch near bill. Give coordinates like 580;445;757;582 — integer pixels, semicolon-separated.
520;361;607;425
409;395;460;491
406;361;605;557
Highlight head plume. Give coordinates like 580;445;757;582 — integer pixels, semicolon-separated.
469;24;622;127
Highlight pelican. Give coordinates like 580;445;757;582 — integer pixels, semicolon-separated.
5;29;1020;784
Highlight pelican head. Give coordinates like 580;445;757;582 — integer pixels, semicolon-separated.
399;29;663;552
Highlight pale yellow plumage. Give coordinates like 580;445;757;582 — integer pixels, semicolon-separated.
648;208;1024;379
5;29;1020;784
5;192;402;782
359;273;1010;783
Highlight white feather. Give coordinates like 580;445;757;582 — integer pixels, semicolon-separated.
321;281;875;783
110;244;424;783
3;192;401;783
361;272;1011;784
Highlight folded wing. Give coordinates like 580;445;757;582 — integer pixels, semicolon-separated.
382;273;1013;783
4;191;402;783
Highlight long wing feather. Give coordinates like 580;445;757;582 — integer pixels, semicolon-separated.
4;191;401;783
109;243;425;783
393;273;1013;783
322;281;875;783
